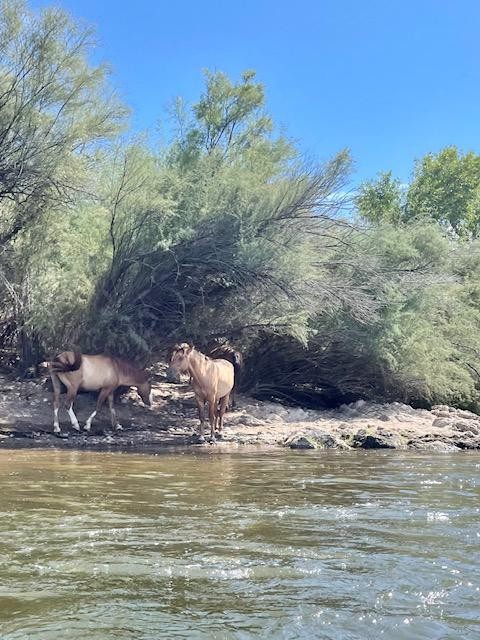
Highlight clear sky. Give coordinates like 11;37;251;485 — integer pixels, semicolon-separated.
33;0;480;185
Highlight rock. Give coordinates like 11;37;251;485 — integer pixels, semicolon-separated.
353;399;367;410
432;405;453;413
286;435;317;450
411;439;459;452
312;431;344;449
452;435;480;449
455;409;479;421
238;415;264;427
378;413;391;422
432;410;451;418
432;417;452;428
396;415;413;423
453;421;479;435
285;429;348;450
352;429;399;449
397;404;417;415
266;413;285;423
285;408;310;423
9;430;35;439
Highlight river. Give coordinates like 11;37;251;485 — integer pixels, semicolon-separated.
0;449;478;639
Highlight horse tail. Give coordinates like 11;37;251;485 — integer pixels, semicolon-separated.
49;351;82;373
231;351;243;388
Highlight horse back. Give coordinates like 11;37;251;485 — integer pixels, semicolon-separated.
212;358;234;398
57;354;119;391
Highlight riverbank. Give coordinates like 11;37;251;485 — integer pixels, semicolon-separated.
1;367;479;452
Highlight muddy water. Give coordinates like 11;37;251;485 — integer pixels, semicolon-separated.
0;449;478;639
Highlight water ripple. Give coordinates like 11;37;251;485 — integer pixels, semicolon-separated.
0;449;478;639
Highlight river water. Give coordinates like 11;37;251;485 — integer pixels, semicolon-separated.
0;449;478;639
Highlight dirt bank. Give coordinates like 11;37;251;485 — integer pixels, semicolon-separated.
1;366;479;452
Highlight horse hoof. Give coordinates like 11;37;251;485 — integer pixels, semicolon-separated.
195;435;206;444
55;432;69;439
115;424;124;431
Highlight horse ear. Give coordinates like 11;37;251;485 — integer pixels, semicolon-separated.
186;343;194;353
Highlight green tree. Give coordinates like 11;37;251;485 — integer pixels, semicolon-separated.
0;0;125;247
406;147;480;236
0;0;125;371
356;171;404;225
170;70;293;175
86;71;354;360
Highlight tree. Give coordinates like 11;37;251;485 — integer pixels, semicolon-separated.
170;69;293;176
0;0;125;248
406;147;480;236
0;0;125;372
85;71;355;360
356;171;403;224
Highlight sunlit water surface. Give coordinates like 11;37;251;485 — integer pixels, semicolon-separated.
0;449;478;639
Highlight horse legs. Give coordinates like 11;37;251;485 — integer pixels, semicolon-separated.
207;395;217;442
64;382;81;432
217;394;229;435
51;373;62;434
195;396;206;442
84;387;111;433
108;391;123;431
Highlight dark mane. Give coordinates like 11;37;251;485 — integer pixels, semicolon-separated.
208;345;243;368
112;357;148;383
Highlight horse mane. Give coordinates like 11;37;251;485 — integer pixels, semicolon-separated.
208;345;243;368
111;356;148;383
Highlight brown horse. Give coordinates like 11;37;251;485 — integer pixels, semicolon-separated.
169;343;234;443
42;351;152;435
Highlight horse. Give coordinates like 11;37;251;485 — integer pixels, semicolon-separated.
166;343;243;408
207;344;243;409
169;343;234;443
42;351;152;435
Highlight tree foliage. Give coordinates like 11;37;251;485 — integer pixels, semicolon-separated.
0;0;125;247
357;146;480;237
2;0;480;411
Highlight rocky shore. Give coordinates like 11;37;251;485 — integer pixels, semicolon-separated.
1;369;479;452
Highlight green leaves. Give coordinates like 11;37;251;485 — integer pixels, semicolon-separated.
3;1;480;410
406;147;480;236
0;0;126;247
358;147;480;238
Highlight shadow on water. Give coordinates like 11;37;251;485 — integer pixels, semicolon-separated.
0;449;478;639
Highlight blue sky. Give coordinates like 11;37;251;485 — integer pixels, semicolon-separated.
34;0;480;185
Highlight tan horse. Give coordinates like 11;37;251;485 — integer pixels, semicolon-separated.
169;343;234;443
42;351;152;435
208;344;243;409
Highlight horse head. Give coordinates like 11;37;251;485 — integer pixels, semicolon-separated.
137;380;152;407
169;343;193;375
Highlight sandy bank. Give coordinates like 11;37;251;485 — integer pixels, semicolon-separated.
1;368;479;453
